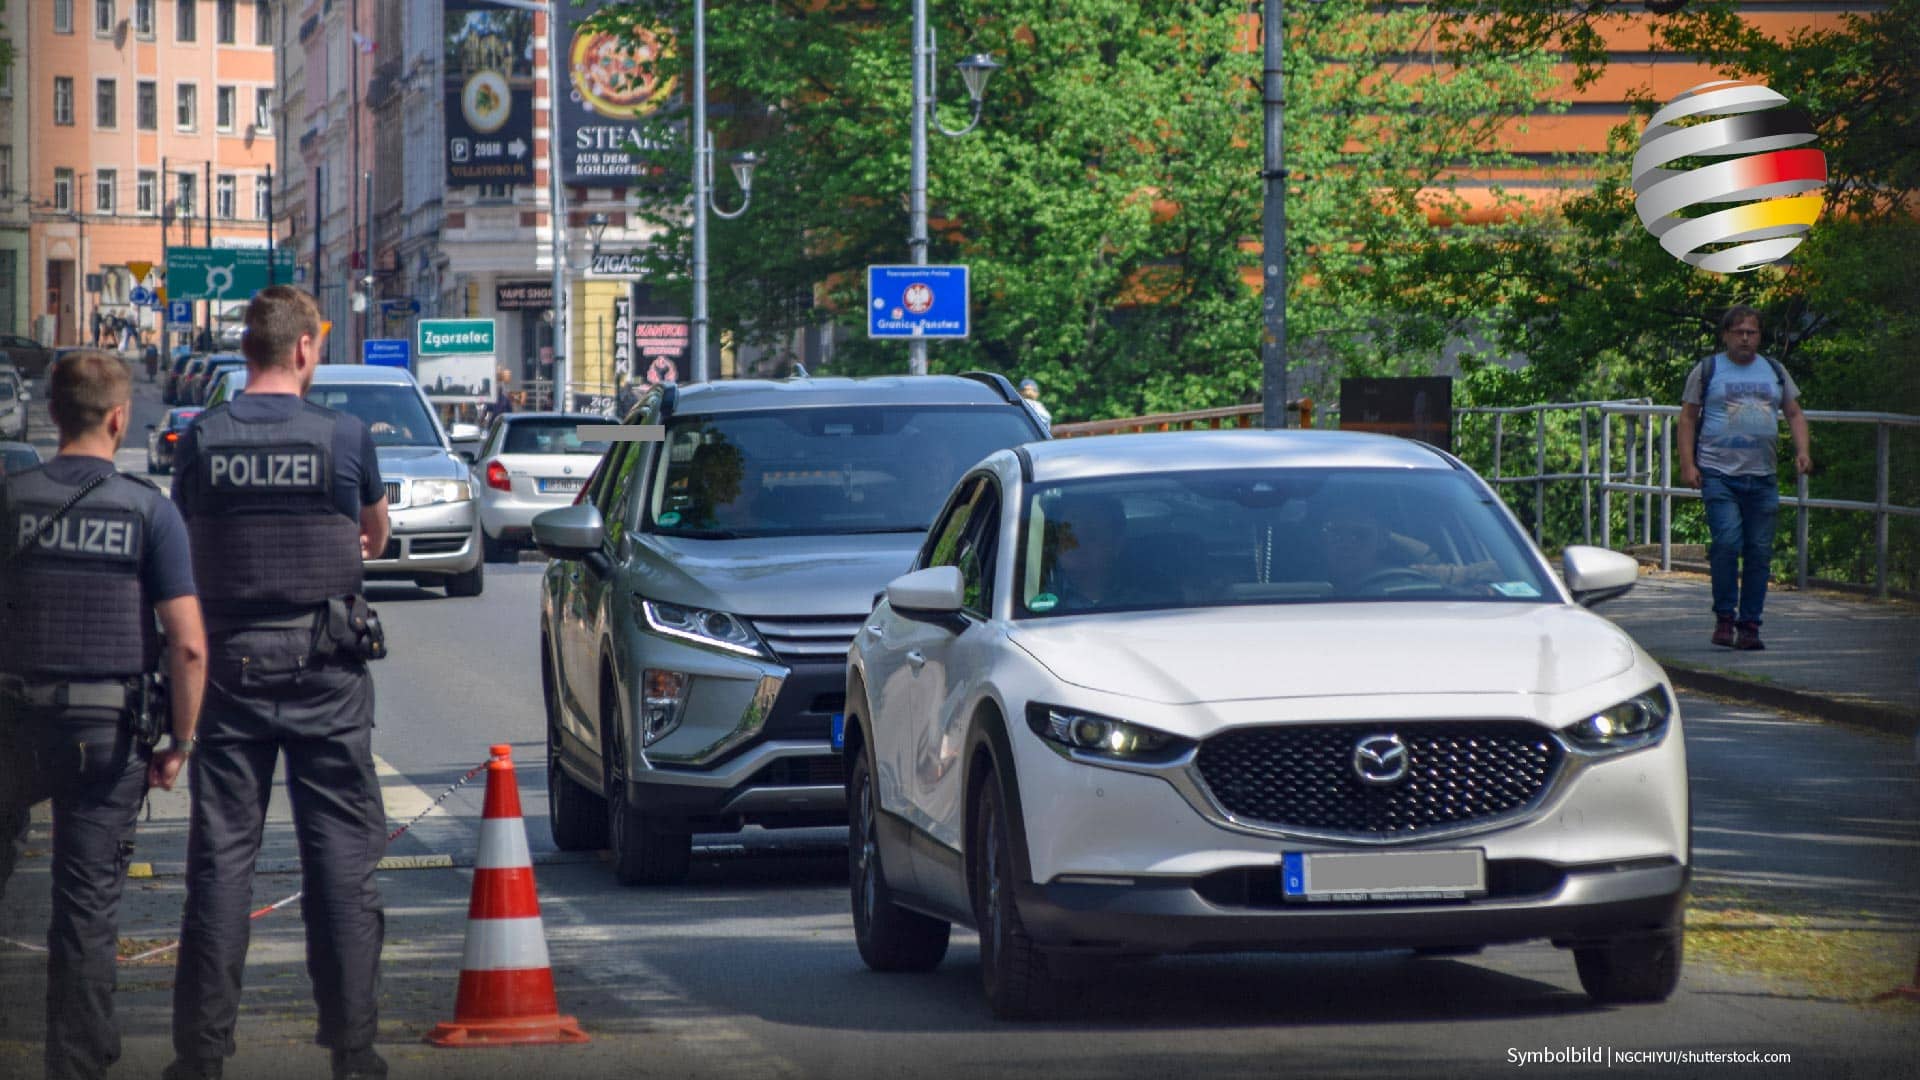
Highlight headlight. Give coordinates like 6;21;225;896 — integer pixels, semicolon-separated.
636;598;769;658
1564;687;1672;754
1025;703;1190;763
410;479;471;507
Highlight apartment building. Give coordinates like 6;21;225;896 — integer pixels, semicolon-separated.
8;0;279;347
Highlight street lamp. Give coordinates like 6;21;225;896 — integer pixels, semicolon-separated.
690;0;762;383
906;5;1001;376
588;212;611;262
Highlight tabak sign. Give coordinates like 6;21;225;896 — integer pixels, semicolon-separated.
561;0;678;185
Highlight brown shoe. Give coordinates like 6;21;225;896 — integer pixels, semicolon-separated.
1711;617;1736;648
1734;622;1765;650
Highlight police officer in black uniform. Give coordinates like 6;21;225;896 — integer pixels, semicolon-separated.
0;349;207;1080
165;287;392;1080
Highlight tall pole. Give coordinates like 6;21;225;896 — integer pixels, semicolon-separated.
907;0;930;376
314;165;325;319
547;3;570;408
162;155;171;362
361;170;373;355
204;160;214;345
266;163;276;286
690;0;711;383
1260;0;1289;429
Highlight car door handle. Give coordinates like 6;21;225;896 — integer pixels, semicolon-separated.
906;649;926;671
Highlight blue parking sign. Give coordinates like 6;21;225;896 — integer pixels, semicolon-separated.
867;265;969;340
166;299;194;330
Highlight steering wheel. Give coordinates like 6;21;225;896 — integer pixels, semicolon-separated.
1355;566;1436;593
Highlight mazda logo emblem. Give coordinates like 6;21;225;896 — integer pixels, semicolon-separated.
1353;734;1409;786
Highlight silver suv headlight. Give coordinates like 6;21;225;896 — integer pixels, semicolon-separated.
1025;704;1191;763
1563;687;1672;754
410;479;471;507
636;598;769;658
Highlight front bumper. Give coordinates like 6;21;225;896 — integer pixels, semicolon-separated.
365;497;479;577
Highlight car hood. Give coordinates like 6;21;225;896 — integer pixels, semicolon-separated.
634;533;924;618
378;445;464;480
1008;602;1639;705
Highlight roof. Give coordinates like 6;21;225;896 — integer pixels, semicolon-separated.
667;375;1019;415
497;412;617;423
1022;429;1458;482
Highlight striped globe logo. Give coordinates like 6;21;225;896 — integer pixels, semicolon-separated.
1632;80;1827;273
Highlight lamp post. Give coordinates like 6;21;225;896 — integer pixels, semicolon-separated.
906;2;1000;376
689;0;760;383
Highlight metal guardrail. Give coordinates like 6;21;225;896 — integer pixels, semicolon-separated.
1455;401;1919;599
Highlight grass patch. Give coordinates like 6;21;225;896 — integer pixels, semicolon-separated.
1685;906;1920;1006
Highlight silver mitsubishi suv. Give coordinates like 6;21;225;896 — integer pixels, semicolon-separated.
533;373;1049;884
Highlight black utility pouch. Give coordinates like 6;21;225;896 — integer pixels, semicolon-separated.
317;596;388;662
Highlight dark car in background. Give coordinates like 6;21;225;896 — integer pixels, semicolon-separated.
146;407;202;475
0;440;41;477
0;334;55;379
186;354;246;406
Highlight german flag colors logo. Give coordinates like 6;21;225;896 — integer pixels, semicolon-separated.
1632;81;1827;274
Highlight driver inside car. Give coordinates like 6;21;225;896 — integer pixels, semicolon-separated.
1318;503;1500;594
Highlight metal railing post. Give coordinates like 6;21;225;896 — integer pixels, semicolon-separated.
1876;421;1891;599
1579;409;1592;546
1625;417;1638;546
1796;469;1810;590
1493;413;1505;486
1643;418;1655;547
1659;413;1672;571
1600;411;1612;550
1534;407;1547;546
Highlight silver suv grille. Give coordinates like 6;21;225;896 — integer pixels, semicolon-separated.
751;616;864;663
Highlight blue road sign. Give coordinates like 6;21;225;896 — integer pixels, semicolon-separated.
129;286;156;307
363;338;412;368
867;265;969;340
166;299;194;330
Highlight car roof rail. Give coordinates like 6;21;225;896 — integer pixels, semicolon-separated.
957;370;1022;405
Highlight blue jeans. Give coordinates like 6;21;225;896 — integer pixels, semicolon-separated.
1701;471;1780;625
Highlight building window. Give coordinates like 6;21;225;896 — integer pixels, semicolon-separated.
176;82;197;130
54;0;74;34
138;170;157;214
255;176;271;220
255;87;274;132
216;175;236;219
54;169;75;212
254;0;270;44
216;86;235;132
96;78;118;128
0;147;12;198
216;0;235;44
96;170;117;214
177;0;196;42
137;80;157;130
95;0;115;35
53;78;75;126
478;183;513;201
134;0;155;36
176;172;197;217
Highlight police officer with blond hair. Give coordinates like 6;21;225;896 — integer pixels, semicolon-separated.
0;349;207;1080
166;286;392;1080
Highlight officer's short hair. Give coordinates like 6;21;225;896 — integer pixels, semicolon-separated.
49;349;131;438
243;285;324;369
1719;304;1763;334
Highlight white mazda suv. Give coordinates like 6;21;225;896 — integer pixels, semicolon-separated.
844;430;1687;1018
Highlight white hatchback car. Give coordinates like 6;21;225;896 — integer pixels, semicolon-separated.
846;430;1687;1018
471;412;620;561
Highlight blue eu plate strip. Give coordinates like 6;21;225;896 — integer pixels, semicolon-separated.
830;713;846;752
1282;853;1306;896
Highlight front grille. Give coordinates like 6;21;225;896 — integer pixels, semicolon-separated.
385;481;406;508
751;616;864;663
745;754;847;788
1195;721;1562;839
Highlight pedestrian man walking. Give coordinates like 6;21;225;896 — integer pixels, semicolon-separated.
1677;304;1813;651
165;286;393;1080
0;349;207;1080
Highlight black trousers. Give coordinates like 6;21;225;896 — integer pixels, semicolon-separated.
170;626;386;1064
0;700;151;1080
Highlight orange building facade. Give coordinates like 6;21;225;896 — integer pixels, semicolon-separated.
4;0;278;347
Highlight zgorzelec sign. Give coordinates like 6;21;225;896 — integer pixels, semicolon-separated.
589;253;650;277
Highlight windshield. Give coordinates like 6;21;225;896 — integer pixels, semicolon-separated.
305;384;443;448
0;381;14;401
504;419;618;455
1015;467;1556;617
648;405;1039;538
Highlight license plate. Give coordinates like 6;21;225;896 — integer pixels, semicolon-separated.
1281;849;1485;902
540;478;584;493
830;713;846;752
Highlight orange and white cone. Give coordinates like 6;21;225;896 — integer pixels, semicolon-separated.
426;744;589;1047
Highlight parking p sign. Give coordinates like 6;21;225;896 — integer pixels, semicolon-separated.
166;299;194;331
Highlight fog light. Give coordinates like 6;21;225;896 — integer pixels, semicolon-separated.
642;669;689;746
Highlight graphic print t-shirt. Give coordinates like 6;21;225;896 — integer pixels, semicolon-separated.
1683;353;1800;477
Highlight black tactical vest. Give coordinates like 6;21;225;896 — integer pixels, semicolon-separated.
187;399;364;614
0;466;159;678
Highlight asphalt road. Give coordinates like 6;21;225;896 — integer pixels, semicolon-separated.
2;367;1916;1079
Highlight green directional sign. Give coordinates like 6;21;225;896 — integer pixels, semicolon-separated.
165;247;296;301
417;319;497;355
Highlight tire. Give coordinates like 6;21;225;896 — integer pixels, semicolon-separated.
604;691;691;886
1574;928;1684;1005
444;558;485;597
545;643;607;852
973;772;1059;1019
850;752;950;972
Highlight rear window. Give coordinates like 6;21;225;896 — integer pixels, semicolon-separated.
504;419;618;455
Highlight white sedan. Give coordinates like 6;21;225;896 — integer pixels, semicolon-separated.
845;430;1686;1018
472;413;620;561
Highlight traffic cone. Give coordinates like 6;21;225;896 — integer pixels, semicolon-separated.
426;744;590;1047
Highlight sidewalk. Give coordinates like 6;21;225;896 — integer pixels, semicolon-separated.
1602;569;1920;735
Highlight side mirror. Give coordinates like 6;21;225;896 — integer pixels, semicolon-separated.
21;390;31;402
1562;546;1639;607
531;502;606;561
886;566;966;618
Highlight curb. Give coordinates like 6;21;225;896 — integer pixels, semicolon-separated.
1655;657;1919;739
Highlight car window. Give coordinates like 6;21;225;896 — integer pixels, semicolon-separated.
645;405;1037;539
591;442;642;552
1015;467;1556;618
503;418;618;455
304;385;442;447
922;477;985;573
925;478;999;617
